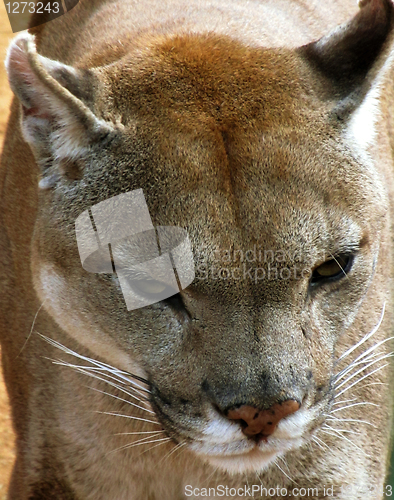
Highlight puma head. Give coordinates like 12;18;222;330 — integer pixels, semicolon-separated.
5;0;394;473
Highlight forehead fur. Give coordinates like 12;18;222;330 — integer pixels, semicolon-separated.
88;34;385;248
101;33;312;125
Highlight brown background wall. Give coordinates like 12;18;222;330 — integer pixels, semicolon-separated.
0;3;16;499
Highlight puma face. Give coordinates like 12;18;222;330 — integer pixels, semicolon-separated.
5;0;393;476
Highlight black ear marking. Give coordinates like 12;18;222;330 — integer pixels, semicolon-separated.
300;0;393;85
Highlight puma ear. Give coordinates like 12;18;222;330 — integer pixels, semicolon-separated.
299;0;394;150
300;0;393;87
5;33;113;186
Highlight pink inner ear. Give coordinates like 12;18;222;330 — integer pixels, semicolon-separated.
7;40;35;82
6;35;73;121
22;105;52;119
6;39;48;112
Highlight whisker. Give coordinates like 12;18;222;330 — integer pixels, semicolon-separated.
73;365;149;401
173;442;188;461
38;333;151;393
114;430;164;436
124;437;171;450
334;353;394;390
325;416;377;429
83;369;148;401
108;436;171;455
160;441;186;463
336;337;394;383
88;386;154;414
17;300;47;358
320;428;370;457
277;456;297;484
323;424;358;435
78;366;150;393
50;362;149;399
335;364;388;399
320;428;349;439
312;438;325;451
95;411;161;425
256;472;264;487
331;401;379;413
352;337;394;364
335;340;394;383
329;252;349;280
332;398;357;406
203;464;221;484
49;360;149;403
335;349;385;382
110;433;166;453
278;455;291;472
138;439;172;457
336;303;385;363
352;382;388;390
312;436;328;450
274;459;296;483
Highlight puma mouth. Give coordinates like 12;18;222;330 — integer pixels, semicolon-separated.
190;435;304;457
184;407;313;472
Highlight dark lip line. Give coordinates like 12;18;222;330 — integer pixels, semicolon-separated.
150;397;316;451
149;400;335;460
192;435;304;459
149;394;196;443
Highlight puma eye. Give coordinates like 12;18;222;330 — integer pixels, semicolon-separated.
133;279;168;295
120;273;179;301
129;278;179;300
311;254;353;284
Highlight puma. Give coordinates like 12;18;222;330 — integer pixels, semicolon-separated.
1;0;394;498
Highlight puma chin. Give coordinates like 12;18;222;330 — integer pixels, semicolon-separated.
1;0;394;498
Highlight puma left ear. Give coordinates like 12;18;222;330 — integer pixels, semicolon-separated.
299;0;394;150
5;32;113;186
300;0;393;88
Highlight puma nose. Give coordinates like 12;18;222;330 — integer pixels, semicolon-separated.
227;400;300;438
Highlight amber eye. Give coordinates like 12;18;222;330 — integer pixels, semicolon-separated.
311;254;353;284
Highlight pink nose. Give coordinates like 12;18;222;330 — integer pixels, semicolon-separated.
227;400;300;438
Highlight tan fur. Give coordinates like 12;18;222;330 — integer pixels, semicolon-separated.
1;0;394;498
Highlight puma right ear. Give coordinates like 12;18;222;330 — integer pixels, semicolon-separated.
5;33;113;184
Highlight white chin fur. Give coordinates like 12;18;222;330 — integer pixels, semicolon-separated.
187;407;311;474
190;436;305;474
197;447;282;475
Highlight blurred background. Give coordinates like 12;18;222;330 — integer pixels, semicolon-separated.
0;2;16;498
0;1;393;498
